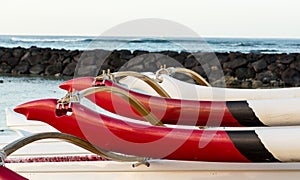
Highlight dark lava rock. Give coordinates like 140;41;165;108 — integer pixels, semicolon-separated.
41;52;52;62
154;54;182;68
27;54;43;66
276;63;287;71
228;52;242;60
29;47;40;56
281;69;300;86
12;48;25;58
125;64;144;72
208;69;225;83
79;56;96;66
223;68;234;76
291;59;300;72
63;62;77;76
20;52;30;61
144;62;159;72
184;56;199;69
45;63;62;76
48;53;60;64
179;52;190;62
109;58;127;68
94;50;111;66
12;64;29;74
143;54;159;65
62;57;71;67
168;51;181;57
133;50;148;56
223;58;248;69
78;50;110;67
241;81;252;88
0;63;11;73
267;63;277;71
5;56;20;66
252;80;263;88
173;54;186;64
69;50;79;57
267;63;287;76
119;50;133;60
0;49;4;58
256;71;278;84
75;65;99;77
245;53;257;63
29;64;45;75
264;54;277;64
278;55;295;64
123;55;144;69
192;52;218;64
235;68;255;80
73;54;82;63
192;66;208;77
0;52;12;63
251;59;267;72
216;53;229;64
226;77;242;88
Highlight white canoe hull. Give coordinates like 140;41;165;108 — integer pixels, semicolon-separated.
6;160;300;180
119;73;300;101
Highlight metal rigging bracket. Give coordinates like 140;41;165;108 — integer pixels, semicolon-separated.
155;65;211;86
94;70;111;86
0;150;6;166
94;69;171;98
132;158;151;168
0;132;150;167
155;64;169;83
56;91;80;116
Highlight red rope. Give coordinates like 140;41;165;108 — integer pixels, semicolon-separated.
5;155;109;163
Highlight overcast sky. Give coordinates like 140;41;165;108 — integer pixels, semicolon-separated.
1;0;300;38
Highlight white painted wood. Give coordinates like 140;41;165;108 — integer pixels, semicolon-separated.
119;73;300;100
248;98;300;126
6;160;300;180
256;127;300;162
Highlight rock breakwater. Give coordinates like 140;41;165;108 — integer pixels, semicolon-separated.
1;46;300;88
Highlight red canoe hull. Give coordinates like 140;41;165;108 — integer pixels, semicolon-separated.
14;98;265;162
60;77;245;127
0;166;28;180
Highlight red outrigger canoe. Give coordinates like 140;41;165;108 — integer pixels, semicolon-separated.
14;98;282;163
59;77;300;127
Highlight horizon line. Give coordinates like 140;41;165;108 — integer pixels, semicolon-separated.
1;34;300;40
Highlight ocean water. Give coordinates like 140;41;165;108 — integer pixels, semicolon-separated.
0;76;65;128
0;35;300;53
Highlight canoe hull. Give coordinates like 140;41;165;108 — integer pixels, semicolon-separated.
14;98;300;162
119;73;300;100
6;160;300;180
60;77;300;127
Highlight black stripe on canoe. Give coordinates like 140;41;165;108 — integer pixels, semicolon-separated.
226;101;266;127
227;130;280;162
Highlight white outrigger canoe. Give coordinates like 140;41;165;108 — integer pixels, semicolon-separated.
2;109;300;179
6;160;300;180
117;67;300;101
